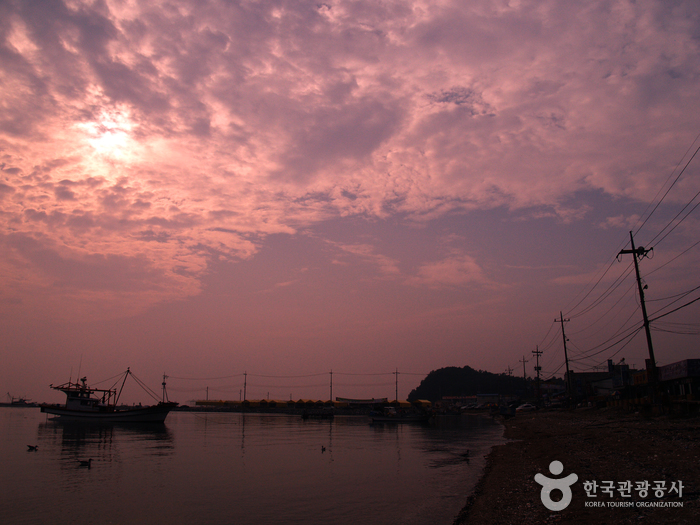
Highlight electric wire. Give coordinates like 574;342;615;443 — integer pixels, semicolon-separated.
510;133;700;382
562;256;626;319
567;282;637;340
649;294;700;323
248;373;327;378
168;374;245;380
653;325;700;335
247;382;328;389
647;285;700;303
646;239;700;278
565;262;634;320
536;321;557;351
648;285;700;319
591;327;645;370
646;195;700;249
635;137;700;236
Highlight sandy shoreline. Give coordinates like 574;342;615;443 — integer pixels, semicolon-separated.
454;407;699;524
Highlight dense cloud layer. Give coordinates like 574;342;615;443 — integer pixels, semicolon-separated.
1;0;700;319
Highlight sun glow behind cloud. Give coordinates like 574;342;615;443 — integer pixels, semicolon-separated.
78;107;136;161
0;0;699;397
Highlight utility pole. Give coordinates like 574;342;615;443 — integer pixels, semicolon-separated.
519;356;529;381
532;346;542;404
330;370;333;402
505;365;514;398
394;368;399;401
556;312;572;400
618;231;657;385
243;371;247;402
519;356;529;399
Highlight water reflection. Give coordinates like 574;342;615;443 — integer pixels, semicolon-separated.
420;416;482;469
1;411;505;525
38;420;174;470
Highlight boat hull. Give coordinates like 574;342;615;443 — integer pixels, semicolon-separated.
40;402;177;423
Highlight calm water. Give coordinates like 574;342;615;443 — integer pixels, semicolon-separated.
0;408;504;525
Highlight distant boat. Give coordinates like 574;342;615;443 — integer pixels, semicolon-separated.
40;369;177;423
335;397;388;405
370;407;432;423
2;393;36;407
301;407;334;420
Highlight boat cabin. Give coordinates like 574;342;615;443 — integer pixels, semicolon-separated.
54;377;116;413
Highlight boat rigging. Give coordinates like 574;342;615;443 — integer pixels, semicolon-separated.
40;368;177;423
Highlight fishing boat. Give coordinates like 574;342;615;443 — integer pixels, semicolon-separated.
40;369;177;423
1;393;37;407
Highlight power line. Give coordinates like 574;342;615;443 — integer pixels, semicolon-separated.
562;257;628;319
168;374;245;380
545;133;700;376
568;283;637;341
647;196;700;249
649;294;700;323
646;239;700;278
648;284;700;309
581;325;645;362
567;263;635;320
248;373;327;378
536;321;557;350
591;328;644;370
635;138;700;236
563;311;643;363
248;382;328;389
653;325;700;336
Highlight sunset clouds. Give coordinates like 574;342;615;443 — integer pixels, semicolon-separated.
2;1;700;400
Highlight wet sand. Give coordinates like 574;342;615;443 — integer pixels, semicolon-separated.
454;407;699;524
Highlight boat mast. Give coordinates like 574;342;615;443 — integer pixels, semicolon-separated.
115;368;131;406
162;374;169;403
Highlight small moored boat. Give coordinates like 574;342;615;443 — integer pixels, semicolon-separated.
301;407;335;420
40;369;177;423
370;406;432;423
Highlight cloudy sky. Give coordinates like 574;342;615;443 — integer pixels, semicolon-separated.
2;0;700;404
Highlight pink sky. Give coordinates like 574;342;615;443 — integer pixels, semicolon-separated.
2;0;699;404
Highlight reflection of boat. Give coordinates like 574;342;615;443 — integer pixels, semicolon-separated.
40;369;177;423
370;407;432;423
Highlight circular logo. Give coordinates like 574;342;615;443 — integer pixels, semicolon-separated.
534;461;579;511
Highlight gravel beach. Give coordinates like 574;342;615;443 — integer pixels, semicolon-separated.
454;407;699;524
